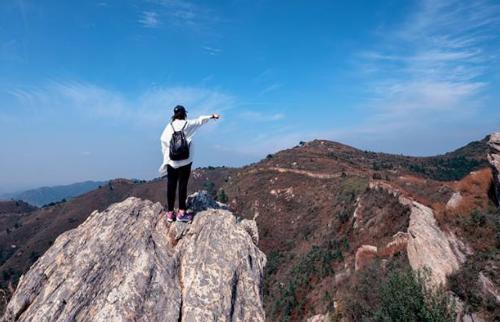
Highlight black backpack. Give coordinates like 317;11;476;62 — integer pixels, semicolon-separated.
169;121;190;161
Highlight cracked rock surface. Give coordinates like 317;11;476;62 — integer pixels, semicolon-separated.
2;193;266;322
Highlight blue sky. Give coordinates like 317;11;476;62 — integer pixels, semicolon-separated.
1;0;499;193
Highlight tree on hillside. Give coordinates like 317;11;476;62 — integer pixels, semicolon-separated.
217;189;228;203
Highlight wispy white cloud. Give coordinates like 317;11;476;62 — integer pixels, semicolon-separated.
202;46;222;56
253;69;274;83
3;81;234;127
252;69;284;96
141;0;218;31
360;0;499;115
341;0;500;152
238;110;285;122
259;82;283;96
246;0;500;156
138;11;161;28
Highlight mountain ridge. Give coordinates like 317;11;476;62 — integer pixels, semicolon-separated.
0;180;107;207
1;133;498;321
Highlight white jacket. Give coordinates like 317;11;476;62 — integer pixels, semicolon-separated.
159;115;212;176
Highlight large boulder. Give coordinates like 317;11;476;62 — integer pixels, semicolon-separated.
354;245;378;271
2;194;266;322
487;132;500;206
405;199;462;286
186;190;226;213
446;192;463;210
367;181;464;287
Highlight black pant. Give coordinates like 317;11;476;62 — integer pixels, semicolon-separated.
167;163;192;211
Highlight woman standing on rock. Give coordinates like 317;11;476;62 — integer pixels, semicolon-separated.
159;105;220;222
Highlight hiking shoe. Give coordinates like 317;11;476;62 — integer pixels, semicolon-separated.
176;210;192;223
166;211;176;222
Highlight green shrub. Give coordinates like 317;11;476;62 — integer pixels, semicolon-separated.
29;251;40;263
217;189;228;203
449;250;500;318
374;269;456;322
336;210;350;224
271;241;345;320
342;258;456;322
470;210;486;227
203;181;216;197
0;287;10;318
265;250;284;276
407;157;484;181
337;177;368;204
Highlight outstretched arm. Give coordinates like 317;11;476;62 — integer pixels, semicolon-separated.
186;114;220;134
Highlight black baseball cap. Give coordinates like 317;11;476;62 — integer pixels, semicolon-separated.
174;105;187;114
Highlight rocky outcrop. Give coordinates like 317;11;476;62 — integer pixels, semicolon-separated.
365;181;464;286
354;245;378;271
405;199;462;286
185;190;227;213
2;193;266;322
462;313;486;322
379;231;409;257
446;192;463;210
487;132;500;206
306;313;331;322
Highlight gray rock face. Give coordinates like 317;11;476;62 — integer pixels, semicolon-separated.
488;132;500;206
186;190;227;214
446;192;463;210
369;181;464;287
2;194;266;322
405;199;462;286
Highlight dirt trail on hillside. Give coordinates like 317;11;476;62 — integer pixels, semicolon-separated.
249;166;344;179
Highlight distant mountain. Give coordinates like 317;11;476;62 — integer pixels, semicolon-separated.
0;181;107;207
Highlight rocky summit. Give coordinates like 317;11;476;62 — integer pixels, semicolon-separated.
2;192;266;322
